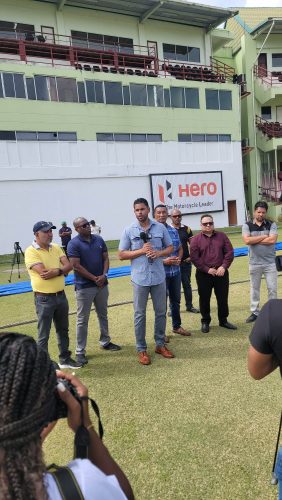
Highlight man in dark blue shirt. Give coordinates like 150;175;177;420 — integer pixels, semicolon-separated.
59;221;72;256
67;217;121;366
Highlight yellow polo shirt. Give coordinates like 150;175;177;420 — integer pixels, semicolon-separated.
25;242;65;293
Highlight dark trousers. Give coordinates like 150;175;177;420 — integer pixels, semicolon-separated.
180;262;193;309
166;272;181;329
34;291;70;362
196;269;229;324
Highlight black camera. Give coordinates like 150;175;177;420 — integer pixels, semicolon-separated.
52;378;81;421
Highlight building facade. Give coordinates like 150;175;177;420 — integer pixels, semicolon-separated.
0;0;245;254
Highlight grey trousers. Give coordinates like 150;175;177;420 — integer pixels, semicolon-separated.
249;263;277;315
132;281;167;352
75;285;111;355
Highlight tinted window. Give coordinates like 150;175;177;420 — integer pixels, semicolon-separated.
131;134;146;142
114;133;130;141
272;54;282;67
26;77;36;100
0;75;3;98
0;131;16;140
206;134;218;142
147;85;155;107
188;47;200;63
34;76;49;101
58;132;77;141
178;134;192;142
171;87;185;108
176;45;187;61
219;134;231;142
192;134;205;142
164;88;170;107
95;81;104;103
206;89;219;110
147;134;162;142
123;85;130;105
57;77;77;102
97;133;113;141
38;132;58;141
86;81;95;102
14;74;26;98
104;82;123;104
261;106;271;120
77;81;86;103
130;84;147;106
16;131;37;140
3;73;15;97
185;88;199;109
219;90;232;110
163;44;175;60
49;77;58;101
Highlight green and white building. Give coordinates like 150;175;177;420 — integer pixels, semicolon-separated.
0;0;245;253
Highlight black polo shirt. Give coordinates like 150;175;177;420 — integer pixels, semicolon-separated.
173;225;193;261
249;299;282;374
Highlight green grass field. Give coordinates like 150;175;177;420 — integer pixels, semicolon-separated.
1;232;282;500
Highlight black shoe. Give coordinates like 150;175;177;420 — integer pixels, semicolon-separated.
246;313;258;323
219;321;237;330
76;354;88;366
59;357;82;369
102;342;121;351
201;322;209;333
186;307;200;314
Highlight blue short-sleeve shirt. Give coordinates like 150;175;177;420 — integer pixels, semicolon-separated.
67;234;107;289
119;218;172;286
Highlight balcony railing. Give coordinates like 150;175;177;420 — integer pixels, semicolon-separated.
254;65;282;86
0;30;236;84
256;115;282;138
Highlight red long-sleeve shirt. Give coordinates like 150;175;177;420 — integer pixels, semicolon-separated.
190;231;234;274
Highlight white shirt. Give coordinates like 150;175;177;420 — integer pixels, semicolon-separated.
44;459;127;500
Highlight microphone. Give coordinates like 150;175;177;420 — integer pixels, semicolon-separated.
140;231;153;263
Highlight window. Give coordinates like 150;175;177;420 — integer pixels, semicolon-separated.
205;89;232;110
164;88;170;107
192;134;205;142
38;132;58;141
131;134;146;142
0;130;77;141
3;73;15;97
58;132;77;141
97;133;162;142
0;131;16;140
95;81;104;103
178;134;192;142
34;76;49;101
71;30;133;53
147;134;162;142
219;134;231;142
0;76;3;98
49;77;58;101
147;85;164;107
130;84;147;106
163;43;200;63
104;82;123;105
3;73;26;99
97;133;114;141
185;88;199;109
206;134;218;142
16;131;37;141
26;78;36;100
14;74;26;98
178;133;231;142
86;81;95;102
115;133;130;141
171;87;185;108
261;106;271;120
57;78;77;102
272;54;282;67
77;81;86;103
123;86;130;105
0;21;34;39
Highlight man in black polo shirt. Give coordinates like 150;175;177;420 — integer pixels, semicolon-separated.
170;209;199;313
248;299;282;379
59;221;72;256
67;217;121;366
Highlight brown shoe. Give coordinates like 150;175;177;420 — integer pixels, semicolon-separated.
164;335;170;343
155;346;175;358
173;327;192;337
138;351;151;365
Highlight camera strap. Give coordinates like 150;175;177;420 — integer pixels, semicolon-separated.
74;396;104;459
48;464;84;500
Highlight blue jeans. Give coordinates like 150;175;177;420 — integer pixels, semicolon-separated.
166;272;181;329
132;281;167;351
75;285;111;355
34;291;70;362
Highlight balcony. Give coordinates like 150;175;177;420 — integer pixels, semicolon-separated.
0;30;236;84
254;65;282;103
256;115;282;139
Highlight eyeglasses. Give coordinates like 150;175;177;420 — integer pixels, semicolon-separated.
172;215;182;218
78;222;90;229
201;222;214;227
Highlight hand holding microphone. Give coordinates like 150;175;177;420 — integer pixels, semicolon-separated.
140;232;158;262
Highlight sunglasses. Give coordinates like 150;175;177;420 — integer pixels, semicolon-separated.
172;215;182;218
78;222;90;229
201;222;214;227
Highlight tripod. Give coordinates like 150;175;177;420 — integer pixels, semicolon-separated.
8;242;25;283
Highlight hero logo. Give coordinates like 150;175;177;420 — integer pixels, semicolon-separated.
158;180;217;202
158;181;172;203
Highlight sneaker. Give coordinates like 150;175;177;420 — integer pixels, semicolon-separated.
76;354;88;366
59;357;82;369
186;307;200;314
246;313;258;323
102;342;121;351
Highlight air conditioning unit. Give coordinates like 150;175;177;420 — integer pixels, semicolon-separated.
241;138;249;148
237;73;246;84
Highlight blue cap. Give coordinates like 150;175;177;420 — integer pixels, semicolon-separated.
33;221;56;234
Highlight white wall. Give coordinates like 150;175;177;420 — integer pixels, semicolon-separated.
0;140;245;254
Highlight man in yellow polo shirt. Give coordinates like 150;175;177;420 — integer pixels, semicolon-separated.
25;221;81;369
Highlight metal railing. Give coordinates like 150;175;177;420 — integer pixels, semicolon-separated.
254;65;282;86
256;115;282;138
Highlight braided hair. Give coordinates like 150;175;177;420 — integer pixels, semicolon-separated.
0;332;57;500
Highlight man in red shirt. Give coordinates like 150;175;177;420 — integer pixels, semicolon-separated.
190;214;237;333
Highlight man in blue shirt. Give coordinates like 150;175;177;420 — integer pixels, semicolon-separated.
67;217;121;366
118;198;175;365
154;205;191;338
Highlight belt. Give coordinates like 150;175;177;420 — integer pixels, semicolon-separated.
34;291;65;297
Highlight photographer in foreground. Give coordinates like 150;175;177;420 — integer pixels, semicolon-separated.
0;332;134;500
248;299;282;379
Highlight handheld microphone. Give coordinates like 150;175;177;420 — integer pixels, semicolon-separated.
140;232;153;263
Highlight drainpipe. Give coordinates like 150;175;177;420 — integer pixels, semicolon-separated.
250;20;275;204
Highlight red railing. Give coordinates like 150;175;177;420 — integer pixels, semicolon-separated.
0;30;236;83
254;65;282;86
258;185;281;202
256;115;282;138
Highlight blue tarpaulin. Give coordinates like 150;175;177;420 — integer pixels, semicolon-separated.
1;243;282;297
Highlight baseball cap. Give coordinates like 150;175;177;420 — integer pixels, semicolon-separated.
33;221;56;233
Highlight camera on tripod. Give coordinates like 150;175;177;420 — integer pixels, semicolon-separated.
8;241;24;283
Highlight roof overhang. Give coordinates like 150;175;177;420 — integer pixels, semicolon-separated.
251;18;282;38
33;0;238;29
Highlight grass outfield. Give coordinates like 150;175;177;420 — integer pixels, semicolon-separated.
1;233;282;499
